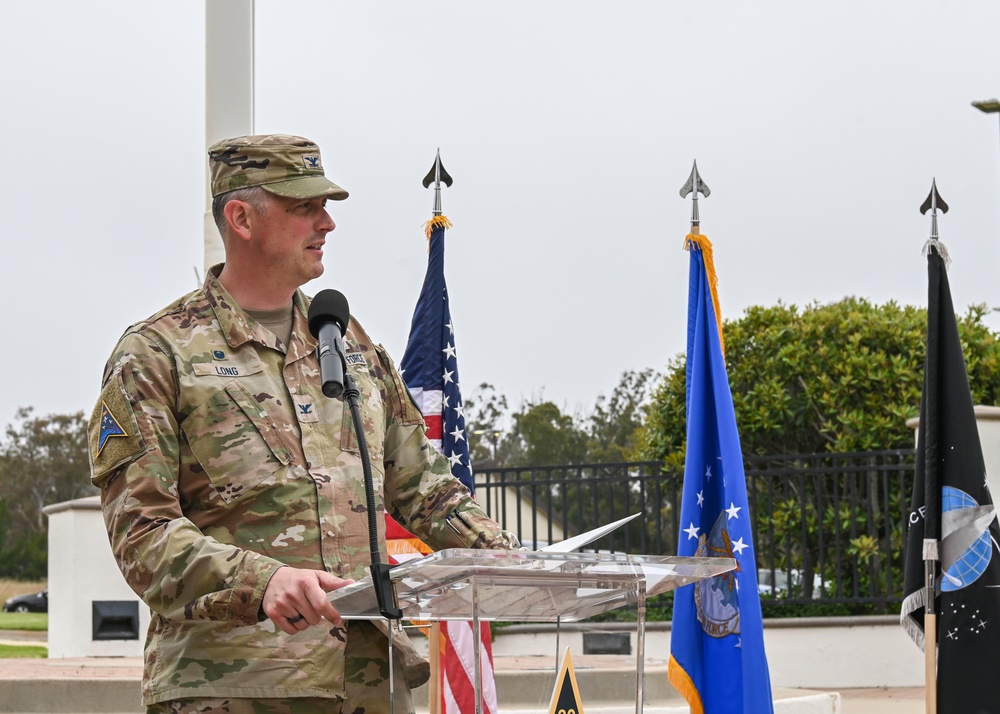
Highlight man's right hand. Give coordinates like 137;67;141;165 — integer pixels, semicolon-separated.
262;567;354;635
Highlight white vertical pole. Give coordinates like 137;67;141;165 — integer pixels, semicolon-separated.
204;0;255;273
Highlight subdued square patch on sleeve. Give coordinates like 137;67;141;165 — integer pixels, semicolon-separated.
375;343;425;427
89;369;146;487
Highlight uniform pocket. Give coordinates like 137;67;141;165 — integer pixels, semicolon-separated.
182;379;293;504
339;358;386;459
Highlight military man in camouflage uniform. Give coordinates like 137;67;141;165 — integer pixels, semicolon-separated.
88;135;519;714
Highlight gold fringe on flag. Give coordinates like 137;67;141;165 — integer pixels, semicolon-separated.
668;656;705;714
684;233;726;360
423;215;454;239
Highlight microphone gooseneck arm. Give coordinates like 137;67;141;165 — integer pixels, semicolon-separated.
308;289;400;621
344;373;402;620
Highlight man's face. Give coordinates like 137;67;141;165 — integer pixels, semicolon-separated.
249;193;336;289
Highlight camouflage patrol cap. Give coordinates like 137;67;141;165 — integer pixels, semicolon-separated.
207;134;349;200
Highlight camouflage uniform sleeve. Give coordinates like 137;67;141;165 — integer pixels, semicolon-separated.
373;345;520;551
88;331;284;626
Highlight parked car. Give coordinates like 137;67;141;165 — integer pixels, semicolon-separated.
757;569;825;599
2;588;47;613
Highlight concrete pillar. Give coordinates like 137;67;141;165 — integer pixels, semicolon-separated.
204;0;255;271
43;496;148;657
907;405;1000;500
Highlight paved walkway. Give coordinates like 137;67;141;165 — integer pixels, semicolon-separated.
0;631;47;645
0;630;928;713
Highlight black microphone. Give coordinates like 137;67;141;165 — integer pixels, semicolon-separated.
308;289;351;399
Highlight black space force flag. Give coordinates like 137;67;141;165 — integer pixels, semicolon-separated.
901;243;1000;713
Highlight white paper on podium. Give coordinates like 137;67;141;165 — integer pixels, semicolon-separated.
538;512;641;553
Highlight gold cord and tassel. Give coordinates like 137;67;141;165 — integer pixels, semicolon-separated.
423;215;454;239
684;233;726;360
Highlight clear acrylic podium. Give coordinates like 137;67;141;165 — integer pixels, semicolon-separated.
329;550;736;713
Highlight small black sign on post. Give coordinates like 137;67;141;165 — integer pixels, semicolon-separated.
583;631;631;655
92;600;139;641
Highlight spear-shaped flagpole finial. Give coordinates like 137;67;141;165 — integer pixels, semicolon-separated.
916;176;951;714
920;178;949;240
679;160;711;234
920;178;951;264
422;148;453;216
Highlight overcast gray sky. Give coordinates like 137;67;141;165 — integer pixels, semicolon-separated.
2;1;999;428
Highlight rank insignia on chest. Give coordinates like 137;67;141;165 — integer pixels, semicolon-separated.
97;401;128;457
293;394;320;423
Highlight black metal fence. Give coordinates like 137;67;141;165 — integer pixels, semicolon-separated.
474;449;915;613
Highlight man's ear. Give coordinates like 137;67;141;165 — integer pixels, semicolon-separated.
223;200;255;242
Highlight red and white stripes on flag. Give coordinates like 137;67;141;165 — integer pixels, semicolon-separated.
407;387;443;449
441;621;497;714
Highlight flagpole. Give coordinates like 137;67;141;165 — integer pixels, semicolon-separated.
422;147;453;219
670;162;776;713
427;148;451;714
428;623;441;714
680;161;727;357
918;179;949;714
680;160;710;237
418;148;485;714
421;148;451;714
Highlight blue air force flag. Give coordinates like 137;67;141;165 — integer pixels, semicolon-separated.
668;234;774;713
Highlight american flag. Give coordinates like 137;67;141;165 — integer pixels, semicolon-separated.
399;217;498;714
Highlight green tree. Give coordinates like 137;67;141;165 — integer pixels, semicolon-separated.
464;374;659;552
509;401;589;466
585;368;658;463
466;371;660;469
0;408;95;578
464;383;518;467
638;298;1000;613
639;298;1000;463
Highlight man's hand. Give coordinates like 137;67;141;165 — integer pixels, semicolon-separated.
262;567;354;635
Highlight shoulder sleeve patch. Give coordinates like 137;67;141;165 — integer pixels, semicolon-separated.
89;366;146;488
374;343;425;428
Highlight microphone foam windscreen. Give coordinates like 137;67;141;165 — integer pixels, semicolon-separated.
307;289;351;338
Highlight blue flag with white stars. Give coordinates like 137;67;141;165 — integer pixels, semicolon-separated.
400;220;472;493
668;235;773;713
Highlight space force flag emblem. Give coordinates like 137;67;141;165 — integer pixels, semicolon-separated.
97;401;128;456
